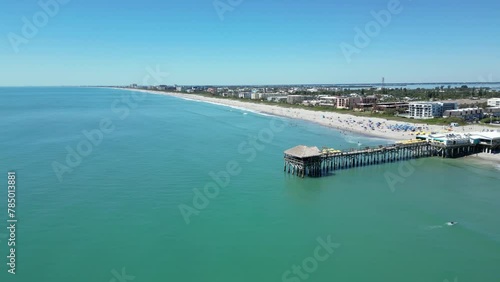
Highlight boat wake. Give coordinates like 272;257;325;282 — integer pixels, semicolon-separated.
423;225;444;230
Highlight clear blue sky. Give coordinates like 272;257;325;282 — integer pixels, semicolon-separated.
1;0;499;86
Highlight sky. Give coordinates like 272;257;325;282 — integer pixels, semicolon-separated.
0;0;499;86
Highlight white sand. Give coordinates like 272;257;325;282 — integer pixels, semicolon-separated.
116;88;498;142
469;153;500;164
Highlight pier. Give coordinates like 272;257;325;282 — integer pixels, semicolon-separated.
284;132;500;178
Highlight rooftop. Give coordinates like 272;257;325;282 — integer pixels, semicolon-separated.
468;131;500;141
284;145;322;158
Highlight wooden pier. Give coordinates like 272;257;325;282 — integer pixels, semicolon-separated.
284;138;494;178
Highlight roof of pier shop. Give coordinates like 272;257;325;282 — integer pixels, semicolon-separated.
468;131;500;141
284;145;322;158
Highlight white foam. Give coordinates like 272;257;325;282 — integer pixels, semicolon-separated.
114;88;281;119
424;225;444;230
187;99;271;117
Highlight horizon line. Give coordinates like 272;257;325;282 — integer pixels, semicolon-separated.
1;81;500;88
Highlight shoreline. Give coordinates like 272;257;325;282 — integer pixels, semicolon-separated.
110;87;500;165
469;152;500;165
113;88;497;140
111;88;407;141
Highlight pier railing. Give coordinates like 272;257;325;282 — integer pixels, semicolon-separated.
284;140;487;178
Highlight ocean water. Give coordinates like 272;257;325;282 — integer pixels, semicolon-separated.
399;82;500;90
0;87;499;282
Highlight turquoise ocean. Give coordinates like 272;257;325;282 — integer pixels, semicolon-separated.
0;87;499;282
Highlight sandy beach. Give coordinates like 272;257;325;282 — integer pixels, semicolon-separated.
469;153;500;164
108;88;500;165
116;88;498;140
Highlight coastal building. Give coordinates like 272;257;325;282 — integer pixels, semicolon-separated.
221;92;237;98
443;108;484;120
485;107;500;117
352;96;378;111
408;102;458;119
207;88;217;94
250;93;280;100
251;93;281;100
487;98;500;107
408;102;442;119
318;96;338;107
361;95;378;104
287;95;307;104
238;92;252;99
374;102;409;112
468;132;500;153
336;97;361;110
353;103;373;111
267;96;288;103
251;93;263;100
284;131;500;178
175;86;184;92
439;102;458;115
302;100;320;106
424;133;472;147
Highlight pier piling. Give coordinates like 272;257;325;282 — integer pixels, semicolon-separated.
284;138;498;178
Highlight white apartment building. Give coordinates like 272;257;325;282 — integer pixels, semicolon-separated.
408;102;458;119
238;92;252;99
487;98;500;107
408;102;441;119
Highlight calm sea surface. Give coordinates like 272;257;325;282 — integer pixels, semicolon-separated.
0;87;499;282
